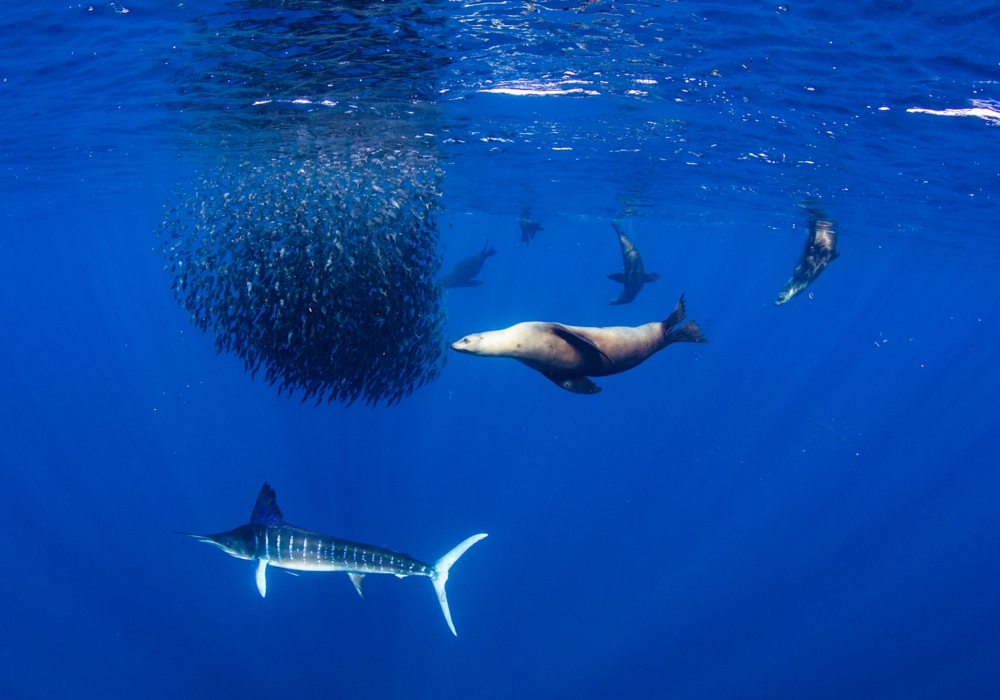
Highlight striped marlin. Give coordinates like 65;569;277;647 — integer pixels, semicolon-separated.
177;483;487;636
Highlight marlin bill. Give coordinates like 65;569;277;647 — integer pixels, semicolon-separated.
177;483;487;636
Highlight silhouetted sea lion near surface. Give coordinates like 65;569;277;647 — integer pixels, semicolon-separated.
775;209;840;305
607;220;660;305
441;240;497;288
518;207;542;245
451;294;707;394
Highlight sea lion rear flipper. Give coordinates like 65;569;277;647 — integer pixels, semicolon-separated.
663;294;688;328
550;324;614;366
666;320;708;344
610;220;636;265
607;273;627;283
662;294;708;344
543;372;602;394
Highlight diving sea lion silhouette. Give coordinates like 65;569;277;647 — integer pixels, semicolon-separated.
441;240;498;288
607;220;660;305
518;207;543;245
776;208;839;305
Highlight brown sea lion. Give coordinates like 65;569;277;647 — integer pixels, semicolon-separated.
607;220;660;305
775;208;840;305
441;240;498;288
518;206;543;245
451;294;707;394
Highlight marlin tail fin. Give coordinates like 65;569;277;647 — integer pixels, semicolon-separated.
431;533;488;636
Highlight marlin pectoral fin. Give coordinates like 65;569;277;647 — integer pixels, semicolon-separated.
607;273;627;284
348;573;366;599
255;559;268;598
549;324;613;366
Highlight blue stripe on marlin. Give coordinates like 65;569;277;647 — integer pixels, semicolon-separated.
176;483;488;636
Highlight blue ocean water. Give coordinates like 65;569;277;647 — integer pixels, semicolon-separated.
2;1;999;698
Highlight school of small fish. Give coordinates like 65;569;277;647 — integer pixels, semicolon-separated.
158;147;448;407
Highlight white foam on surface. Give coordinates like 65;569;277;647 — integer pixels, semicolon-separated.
907;100;1000;125
479;83;600;97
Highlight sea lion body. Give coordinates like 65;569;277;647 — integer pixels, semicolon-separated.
518;208;543;245
775;210;840;305
607;220;660;305
483;321;664;376
441;240;497;288
452;295;706;394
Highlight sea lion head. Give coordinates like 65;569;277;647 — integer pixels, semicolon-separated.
775;278;808;305
452;330;504;357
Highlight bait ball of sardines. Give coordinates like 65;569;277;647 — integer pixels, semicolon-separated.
158;148;448;407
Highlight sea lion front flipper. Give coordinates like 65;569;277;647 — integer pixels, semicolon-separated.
607;273;627;283
643;272;661;283
542;372;602;394
549;324;614;366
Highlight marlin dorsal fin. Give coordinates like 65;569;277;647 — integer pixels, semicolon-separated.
250;483;286;526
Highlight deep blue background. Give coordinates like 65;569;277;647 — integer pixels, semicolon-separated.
2;1;999;698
